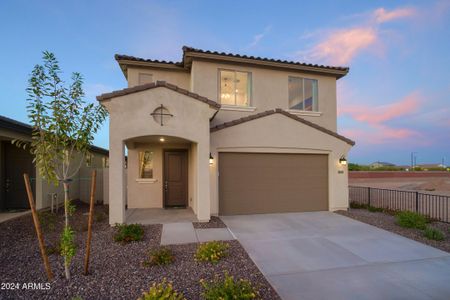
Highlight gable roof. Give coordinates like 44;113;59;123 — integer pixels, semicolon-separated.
0;115;109;156
115;46;349;79
210;108;355;146
96;81;221;110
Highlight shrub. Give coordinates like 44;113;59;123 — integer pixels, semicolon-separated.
349;202;368;209
396;211;427;230
114;224;144;243
138;279;184;300
145;248;174;266
367;206;384;213
94;211;107;223
38;211;58;231
195;241;229;264
201;273;258;300
423;227;445;241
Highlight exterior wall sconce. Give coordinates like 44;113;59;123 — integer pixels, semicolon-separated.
209;153;214;165
339;156;347;165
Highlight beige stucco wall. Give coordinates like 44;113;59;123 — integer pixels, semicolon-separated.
210;113;352;215
127;67;190;89
101;87;216;223
191;60;338;131
126;142;193;209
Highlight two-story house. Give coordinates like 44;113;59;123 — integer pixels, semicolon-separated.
97;46;354;224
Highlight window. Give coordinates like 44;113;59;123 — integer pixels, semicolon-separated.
102;157;109;168
86;153;94;167
219;70;251;106
138;73;153;85
288;77;318;111
139;150;153;178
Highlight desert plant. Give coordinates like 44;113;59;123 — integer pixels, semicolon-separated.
200;272;258;300
114;224;144;243
396;211;427;230
367;206;384;213
138;279;184;300
423;227;445;241
195;241;229;264
38;211;58;231
349;202;368;209
14;51;107;279
145;248;174;266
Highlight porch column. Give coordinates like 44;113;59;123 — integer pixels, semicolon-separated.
196;141;211;222
109;138;125;224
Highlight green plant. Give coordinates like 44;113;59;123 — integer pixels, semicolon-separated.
201;273;258;300
349;202;368;209
145;248;174;266
195;241;229;264
138;279;184;300
114;224;144;243
396;211;427;230
60;226;76;265
13;51;107;279
368;206;384;213
423;227;445;241
38;211;58;231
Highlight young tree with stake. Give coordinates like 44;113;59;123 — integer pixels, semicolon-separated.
15;51;107;280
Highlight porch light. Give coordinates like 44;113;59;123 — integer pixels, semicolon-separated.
159;137;165;142
339;156;347;165
209;153;214;165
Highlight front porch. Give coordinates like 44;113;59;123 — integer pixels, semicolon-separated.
126;207;198;224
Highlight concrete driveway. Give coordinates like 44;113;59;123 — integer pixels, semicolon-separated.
221;212;450;300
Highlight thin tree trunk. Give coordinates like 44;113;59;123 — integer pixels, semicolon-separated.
84;170;96;275
63;181;70;280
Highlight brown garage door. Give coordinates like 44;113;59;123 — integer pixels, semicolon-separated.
219;153;328;215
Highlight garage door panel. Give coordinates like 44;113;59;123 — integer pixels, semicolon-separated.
219;153;328;215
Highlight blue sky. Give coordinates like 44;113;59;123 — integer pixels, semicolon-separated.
1;0;449;165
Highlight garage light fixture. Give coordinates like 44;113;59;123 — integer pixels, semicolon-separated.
339;156;347;165
209;153;214;165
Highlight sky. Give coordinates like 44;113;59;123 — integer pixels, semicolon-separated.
0;0;449;165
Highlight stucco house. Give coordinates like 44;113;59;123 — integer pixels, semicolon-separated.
97;46;355;224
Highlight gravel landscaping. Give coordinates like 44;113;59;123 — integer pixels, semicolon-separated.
336;208;450;253
0;203;279;299
192;216;227;229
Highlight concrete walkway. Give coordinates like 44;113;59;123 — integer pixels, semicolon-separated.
222;212;450;300
160;222;234;245
126;208;198;224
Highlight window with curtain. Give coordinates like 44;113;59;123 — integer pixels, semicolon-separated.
219;70;251;106
288;77;318;111
138;150;153;178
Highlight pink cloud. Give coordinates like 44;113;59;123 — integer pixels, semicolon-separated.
341;126;422;145
373;7;417;23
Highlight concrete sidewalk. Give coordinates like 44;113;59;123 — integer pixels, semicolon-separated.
222;212;450;300
160;222;235;245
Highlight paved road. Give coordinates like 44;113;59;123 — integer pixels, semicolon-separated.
222;212;450;300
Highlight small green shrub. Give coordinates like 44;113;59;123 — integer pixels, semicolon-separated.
94;211;107;223
38;211;58;231
145;248;174;266
114;224;144;243
195;241;229;264
396;211;427;229
201;273;258;300
368;206;384;213
349;202;368;209
138;279;184;300
423;227;445;241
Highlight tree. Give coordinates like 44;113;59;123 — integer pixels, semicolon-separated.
15;51;107;279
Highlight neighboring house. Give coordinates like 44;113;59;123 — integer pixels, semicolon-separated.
370;161;396;168
97;46;355;224
417;163;447;169
0;115;109;212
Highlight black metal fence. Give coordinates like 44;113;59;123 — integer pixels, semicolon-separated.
349;186;450;223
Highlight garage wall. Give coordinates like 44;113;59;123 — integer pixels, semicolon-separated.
210;113;352;215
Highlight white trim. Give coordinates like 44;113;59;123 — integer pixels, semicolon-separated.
220;105;257;112
136;178;158;183
286;109;322;117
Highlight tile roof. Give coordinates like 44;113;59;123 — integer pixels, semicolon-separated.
114;54;183;67
96;81;221;109
210;109;355;146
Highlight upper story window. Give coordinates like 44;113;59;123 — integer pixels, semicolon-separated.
138;73;153;85
288;77;318;111
86;153;94;167
219;70;251;106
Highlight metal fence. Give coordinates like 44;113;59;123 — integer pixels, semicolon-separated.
349;186;450;223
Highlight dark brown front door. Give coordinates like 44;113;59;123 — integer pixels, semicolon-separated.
163;150;188;207
3;141;35;209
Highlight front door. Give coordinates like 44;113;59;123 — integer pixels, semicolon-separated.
163;150;188;207
3;141;35;209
